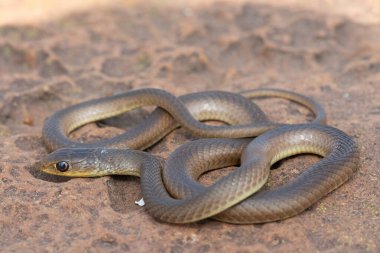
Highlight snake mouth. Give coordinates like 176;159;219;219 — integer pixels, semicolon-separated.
40;166;103;177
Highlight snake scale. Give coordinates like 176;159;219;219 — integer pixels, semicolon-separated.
38;88;359;224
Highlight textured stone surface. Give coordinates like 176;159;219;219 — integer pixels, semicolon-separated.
0;2;379;253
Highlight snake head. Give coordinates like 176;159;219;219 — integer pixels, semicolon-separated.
38;148;106;177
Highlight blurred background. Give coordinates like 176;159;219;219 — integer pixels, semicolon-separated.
1;0;380;25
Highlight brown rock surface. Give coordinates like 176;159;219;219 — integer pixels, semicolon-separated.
0;2;379;252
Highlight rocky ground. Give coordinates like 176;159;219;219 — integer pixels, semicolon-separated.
0;1;379;252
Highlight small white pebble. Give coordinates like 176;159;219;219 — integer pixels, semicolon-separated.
134;198;145;207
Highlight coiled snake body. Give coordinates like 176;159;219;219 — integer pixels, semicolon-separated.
38;88;359;224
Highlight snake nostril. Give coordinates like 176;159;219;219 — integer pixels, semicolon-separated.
55;161;69;172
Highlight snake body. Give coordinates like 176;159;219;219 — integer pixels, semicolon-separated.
39;88;358;223
161;124;358;223
42;90;269;151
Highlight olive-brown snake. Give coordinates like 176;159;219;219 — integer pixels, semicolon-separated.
38;88;358;223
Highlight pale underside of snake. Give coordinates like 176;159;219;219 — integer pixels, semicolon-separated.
37;88;359;224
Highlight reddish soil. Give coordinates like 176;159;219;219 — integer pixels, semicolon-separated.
0;2;379;252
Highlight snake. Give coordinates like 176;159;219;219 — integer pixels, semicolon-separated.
38;88;359;223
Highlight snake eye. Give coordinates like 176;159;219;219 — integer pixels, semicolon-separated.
55;161;69;172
